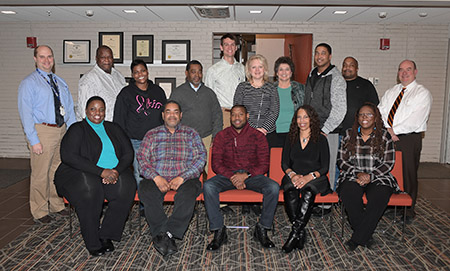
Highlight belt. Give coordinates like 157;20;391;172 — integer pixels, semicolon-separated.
41;122;60;127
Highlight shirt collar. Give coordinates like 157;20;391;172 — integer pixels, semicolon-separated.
401;80;417;90
189;82;202;92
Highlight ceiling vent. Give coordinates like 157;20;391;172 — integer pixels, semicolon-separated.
194;6;230;19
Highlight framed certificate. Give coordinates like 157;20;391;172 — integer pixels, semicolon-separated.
155;77;176;98
99;32;124;63
162;40;190;64
63;40;90;64
132;35;154;63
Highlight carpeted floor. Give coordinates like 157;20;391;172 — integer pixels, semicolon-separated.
0;198;449;271
0;169;30;189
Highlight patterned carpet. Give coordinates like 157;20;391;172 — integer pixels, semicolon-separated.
0;198;449;271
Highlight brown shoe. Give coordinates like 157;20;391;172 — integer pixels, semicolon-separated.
35;215;53;224
57;209;70;216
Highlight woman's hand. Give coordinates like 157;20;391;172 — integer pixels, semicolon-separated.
291;174;309;189
356;172;371;186
256;128;268;135
101;169;119;184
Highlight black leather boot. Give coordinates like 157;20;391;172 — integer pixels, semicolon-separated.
282;189;316;253
284;190;299;223
254;223;275;248
206;226;227;250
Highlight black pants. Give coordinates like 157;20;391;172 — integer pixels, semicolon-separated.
339;180;393;245
395;132;422;209
138;178;201;239
59;168;136;250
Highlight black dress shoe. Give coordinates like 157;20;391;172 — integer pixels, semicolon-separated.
166;234;178;256
345;240;359;252
100;239;114;252
296;229;307;250
35;215;53;224
207;226;227;250
254;224;275;248
153;233;168;256
88;247;106;257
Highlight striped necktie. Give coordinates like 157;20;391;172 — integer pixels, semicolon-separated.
387;87;406;127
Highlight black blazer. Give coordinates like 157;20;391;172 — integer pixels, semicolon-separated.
55;119;133;188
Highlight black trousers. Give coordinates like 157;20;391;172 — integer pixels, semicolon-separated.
59;168;136;250
339;180;393;245
138;178;201;239
395;132;422;209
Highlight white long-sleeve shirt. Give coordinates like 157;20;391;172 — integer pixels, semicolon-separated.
204;58;245;109
378;80;432;135
77;64;126;121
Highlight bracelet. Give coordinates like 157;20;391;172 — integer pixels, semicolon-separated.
288;171;296;179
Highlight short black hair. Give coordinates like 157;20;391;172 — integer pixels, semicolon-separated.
221;33;239;46
96;45;113;58
274;56;295;81
131;59;148;72
85;96;105;110
231;104;247;114
164;100;182;112
315;43;332;55
186;60;203;71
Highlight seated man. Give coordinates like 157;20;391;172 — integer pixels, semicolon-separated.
137;100;206;257
203;105;280;250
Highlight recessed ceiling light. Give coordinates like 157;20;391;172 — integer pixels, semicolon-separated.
249;10;262;14
418;12;428;17
1;10;17;15
333;10;348;15
123;9;138;14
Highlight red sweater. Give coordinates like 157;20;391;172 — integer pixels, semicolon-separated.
211;123;269;179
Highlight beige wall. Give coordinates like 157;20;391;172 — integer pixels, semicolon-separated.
1;21;449;162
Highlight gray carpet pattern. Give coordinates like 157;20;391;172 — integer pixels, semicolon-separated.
0;198;449;271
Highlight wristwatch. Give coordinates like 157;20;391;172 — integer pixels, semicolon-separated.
288;171;296;179
310;172;317;179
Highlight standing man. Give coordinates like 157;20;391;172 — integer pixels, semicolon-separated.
205;33;245;128
304;43;347;190
77;45;125;121
378;60;432;220
137;101;206;257
170;60;222;168
18;45;76;223
203;105;279;250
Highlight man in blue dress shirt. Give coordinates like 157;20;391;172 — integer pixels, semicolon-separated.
18;45;76;224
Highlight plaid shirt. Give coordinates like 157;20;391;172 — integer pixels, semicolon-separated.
137;124;206;182
337;128;400;192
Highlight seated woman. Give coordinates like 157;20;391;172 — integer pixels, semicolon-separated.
54;96;136;257
337;102;399;251
281;105;330;253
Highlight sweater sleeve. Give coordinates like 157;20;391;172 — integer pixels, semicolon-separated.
337;130;356;176
247;131;270;176
179;130;207;181
281;136;292;172
110;123;134;174
211;132;235;178
211;93;223;137
112;90;129;136
261;84;280;132
370;131;395;179
322;72;347;134
233;83;244;105
318;135;330;177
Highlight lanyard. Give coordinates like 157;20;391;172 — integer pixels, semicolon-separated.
36;69;61;99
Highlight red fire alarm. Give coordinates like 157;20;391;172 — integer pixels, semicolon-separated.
27;37;37;48
380;38;390;50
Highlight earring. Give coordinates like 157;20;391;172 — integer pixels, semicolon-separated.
358;126;361;133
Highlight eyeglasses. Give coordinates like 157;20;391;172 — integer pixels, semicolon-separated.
358;113;374;118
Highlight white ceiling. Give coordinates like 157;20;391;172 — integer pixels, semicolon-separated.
0;2;449;24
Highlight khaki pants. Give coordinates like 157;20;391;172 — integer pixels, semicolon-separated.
202;134;212;175
222;108;231;129
29;124;66;219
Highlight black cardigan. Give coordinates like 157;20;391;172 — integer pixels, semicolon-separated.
55;119;133;188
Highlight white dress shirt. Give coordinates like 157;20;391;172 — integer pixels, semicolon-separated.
204;58;245;109
378;80;432;135
77;64;126;121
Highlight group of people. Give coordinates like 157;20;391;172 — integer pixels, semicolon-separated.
18;33;432;257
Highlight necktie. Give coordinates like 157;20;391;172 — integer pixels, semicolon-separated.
48;74;65;127
387;87;406;127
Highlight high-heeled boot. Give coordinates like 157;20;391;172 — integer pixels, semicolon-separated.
283;189;300;223
282;189;316;253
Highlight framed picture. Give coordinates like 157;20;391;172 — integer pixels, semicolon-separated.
155;77;176;98
162;40;190;64
99;32;123;63
132;35;154;63
63;40;90;64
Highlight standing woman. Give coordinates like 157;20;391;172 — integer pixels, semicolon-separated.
338;103;399;251
233;54;280;147
113;59;167;188
54;96;136;256
281;105;330;253
273;56;305;147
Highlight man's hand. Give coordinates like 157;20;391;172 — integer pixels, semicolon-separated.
387;127;400;142
230;172;248;190
356;172;371;186
154;176;170;193
170;176;184;191
32;143;43;155
101;169;119;184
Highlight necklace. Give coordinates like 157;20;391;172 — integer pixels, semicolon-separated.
301;136;310;143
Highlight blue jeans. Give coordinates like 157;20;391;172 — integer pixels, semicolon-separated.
203;174;280;231
130;139;143;187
